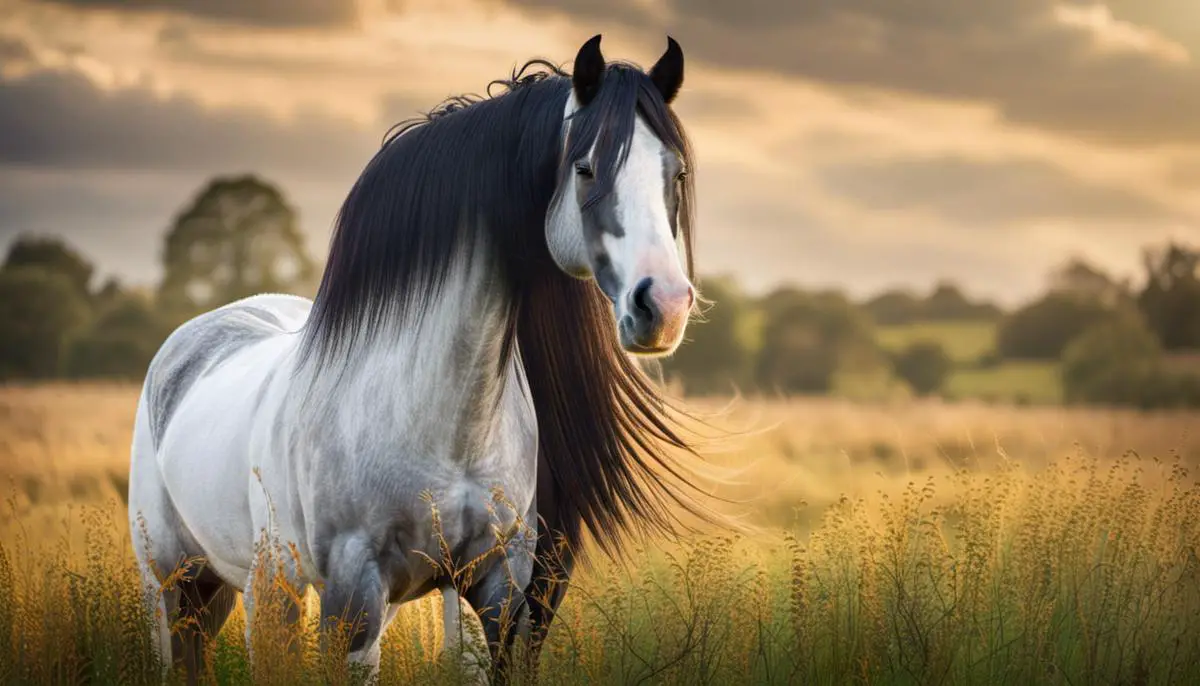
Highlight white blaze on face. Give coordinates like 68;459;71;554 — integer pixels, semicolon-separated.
544;95;694;354
605;116;694;351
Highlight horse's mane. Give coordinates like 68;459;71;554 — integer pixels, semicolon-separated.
300;58;711;557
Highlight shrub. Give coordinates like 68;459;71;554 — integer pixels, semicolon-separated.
892;341;954;396
1061;318;1200;408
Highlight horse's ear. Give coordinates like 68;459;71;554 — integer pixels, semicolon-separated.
573;34;605;106
649;36;684;104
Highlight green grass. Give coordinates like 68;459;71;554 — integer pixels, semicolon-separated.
946;361;1062;405
876;321;997;363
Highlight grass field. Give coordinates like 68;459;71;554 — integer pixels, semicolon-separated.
2;384;1200;684
875;321;1064;404
944;361;1063;405
876;321;997;364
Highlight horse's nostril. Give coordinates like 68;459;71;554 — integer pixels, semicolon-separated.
632;278;655;320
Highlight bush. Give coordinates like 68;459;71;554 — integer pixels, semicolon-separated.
892;341;954;396
1061;318;1159;406
1061;318;1200;408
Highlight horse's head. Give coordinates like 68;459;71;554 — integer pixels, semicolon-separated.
546;35;695;357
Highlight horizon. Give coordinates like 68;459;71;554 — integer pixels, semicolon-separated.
2;0;1199;307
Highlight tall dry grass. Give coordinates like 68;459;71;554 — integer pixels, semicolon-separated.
1;384;1199;684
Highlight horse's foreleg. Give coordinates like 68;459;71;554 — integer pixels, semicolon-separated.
465;527;534;684
523;527;575;672
315;532;389;666
346;603;400;680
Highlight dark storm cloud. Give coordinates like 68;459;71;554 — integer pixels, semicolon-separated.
35;0;358;27
0;67;379;178
817;156;1185;226
508;0;1200;146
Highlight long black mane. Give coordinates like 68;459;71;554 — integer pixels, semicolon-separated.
301;57;709;556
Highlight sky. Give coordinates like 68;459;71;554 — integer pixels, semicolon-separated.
1;0;1199;305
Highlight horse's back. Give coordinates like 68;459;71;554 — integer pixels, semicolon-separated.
144;294;310;450
133;294;312;581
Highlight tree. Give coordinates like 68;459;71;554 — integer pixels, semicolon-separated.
1138;242;1200;350
864;282;1001;325
997;293;1137;360
67;291;171;379
923;281;1002;321
660;275;755;394
1049;257;1130;307
892;341;953;396
863;289;923;325
3;234;94;298
0;267;90;379
158;175;315;319
756;288;881;394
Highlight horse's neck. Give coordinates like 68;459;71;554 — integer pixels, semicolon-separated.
303;245;518;461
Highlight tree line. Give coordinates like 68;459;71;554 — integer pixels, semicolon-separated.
3;173;1199;408
662;248;1200;408
0;175;316;381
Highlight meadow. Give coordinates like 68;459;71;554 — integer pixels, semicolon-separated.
875;321;1062;405
2;383;1200;684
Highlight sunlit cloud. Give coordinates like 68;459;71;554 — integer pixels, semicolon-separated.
1055;3;1191;64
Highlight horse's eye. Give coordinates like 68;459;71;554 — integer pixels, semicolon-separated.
676;170;688;183
575;163;594;178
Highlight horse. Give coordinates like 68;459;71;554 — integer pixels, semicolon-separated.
128;33;711;682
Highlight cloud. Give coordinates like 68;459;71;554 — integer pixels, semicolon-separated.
1083;0;1200;57
2;2;1194;304
1054;4;1189;63
0;67;379;178
0;33;35;62
1169;157;1200;188
505;0;1200;147
687;162;1059;303
34;0;359;27
816;155;1186;226
0;62;400;283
